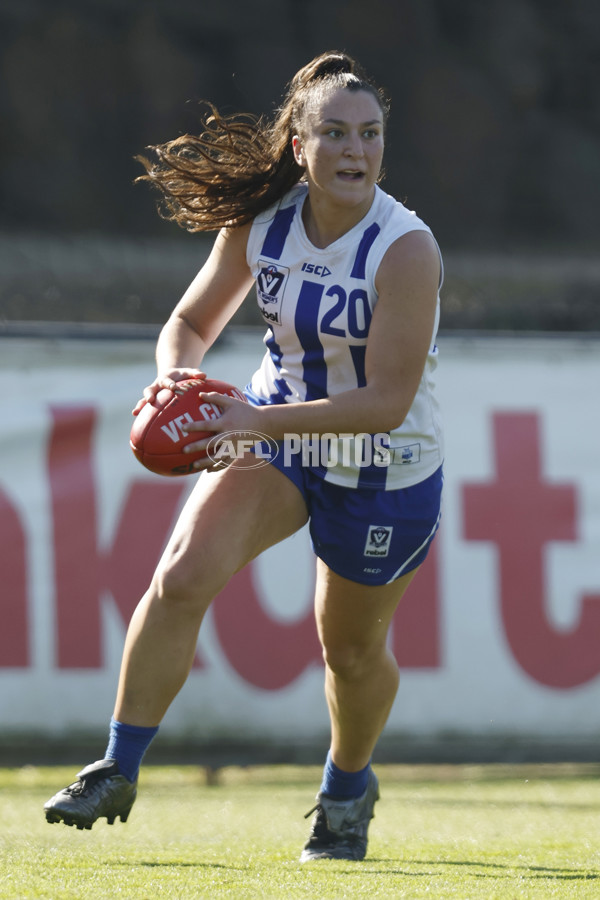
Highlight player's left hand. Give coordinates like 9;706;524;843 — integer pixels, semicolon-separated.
180;391;263;465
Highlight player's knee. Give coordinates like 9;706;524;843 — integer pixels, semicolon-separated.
321;639;383;681
152;556;223;614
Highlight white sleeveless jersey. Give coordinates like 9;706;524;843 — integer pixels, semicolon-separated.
245;182;444;490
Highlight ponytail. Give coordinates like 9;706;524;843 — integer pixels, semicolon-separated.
136;52;388;232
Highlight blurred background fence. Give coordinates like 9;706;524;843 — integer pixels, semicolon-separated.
1;0;599;333
1;235;600;332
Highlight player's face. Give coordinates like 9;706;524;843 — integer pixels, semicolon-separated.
292;87;385;214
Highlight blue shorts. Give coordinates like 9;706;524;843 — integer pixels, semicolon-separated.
268;451;443;586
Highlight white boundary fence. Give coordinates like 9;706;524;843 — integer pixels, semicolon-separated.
1;330;599;759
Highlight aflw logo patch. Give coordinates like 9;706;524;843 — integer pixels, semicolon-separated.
364;525;393;557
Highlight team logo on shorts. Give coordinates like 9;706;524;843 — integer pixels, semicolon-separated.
364;525;393;558
256;261;289;325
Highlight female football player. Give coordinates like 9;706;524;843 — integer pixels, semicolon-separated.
45;50;444;862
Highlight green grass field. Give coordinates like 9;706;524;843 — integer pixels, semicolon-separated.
1;763;599;899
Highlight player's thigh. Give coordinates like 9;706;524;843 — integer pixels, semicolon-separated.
157;456;309;593
314;560;419;660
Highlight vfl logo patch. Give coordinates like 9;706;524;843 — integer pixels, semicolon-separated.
364;525;393;558
256;260;289;325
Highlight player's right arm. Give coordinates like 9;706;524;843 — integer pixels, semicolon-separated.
133;224;254;414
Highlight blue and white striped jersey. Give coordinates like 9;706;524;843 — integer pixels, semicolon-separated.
245;182;444;490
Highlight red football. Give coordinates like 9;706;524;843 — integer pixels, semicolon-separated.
130;377;247;476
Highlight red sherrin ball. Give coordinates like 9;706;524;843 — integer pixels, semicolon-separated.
130;377;247;476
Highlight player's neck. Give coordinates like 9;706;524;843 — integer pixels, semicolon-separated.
301;191;375;249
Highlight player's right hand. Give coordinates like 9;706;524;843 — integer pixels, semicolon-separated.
132;368;206;416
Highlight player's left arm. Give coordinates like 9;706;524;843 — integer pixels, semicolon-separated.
361;228;441;429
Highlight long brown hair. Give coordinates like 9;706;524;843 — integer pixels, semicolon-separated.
135;51;389;232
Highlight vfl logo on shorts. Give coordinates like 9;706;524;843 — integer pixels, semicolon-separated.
256;261;289;325
364;525;393;558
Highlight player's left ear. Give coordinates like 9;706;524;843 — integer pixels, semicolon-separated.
292;135;305;166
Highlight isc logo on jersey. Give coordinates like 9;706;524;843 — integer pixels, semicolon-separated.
257;261;289;325
301;262;332;277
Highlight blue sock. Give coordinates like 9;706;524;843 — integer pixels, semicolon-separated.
105;717;159;783
320;749;371;800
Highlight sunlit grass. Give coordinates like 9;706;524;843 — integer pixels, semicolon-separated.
1;764;599;898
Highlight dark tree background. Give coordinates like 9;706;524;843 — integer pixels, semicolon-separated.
1;0;599;328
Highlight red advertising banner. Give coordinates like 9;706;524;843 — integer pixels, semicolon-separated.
1;333;599;748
